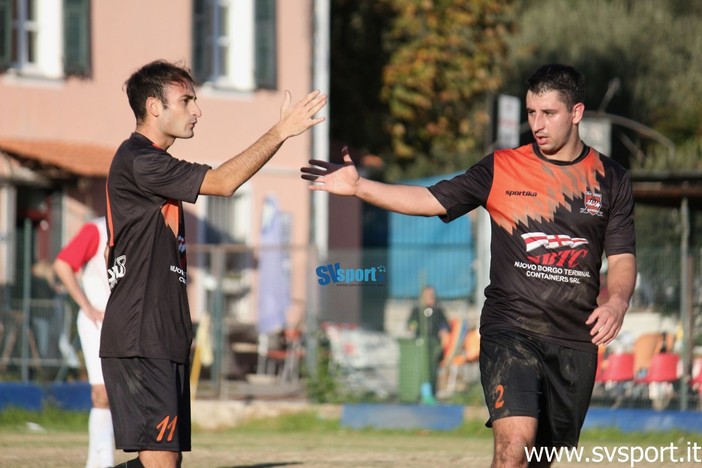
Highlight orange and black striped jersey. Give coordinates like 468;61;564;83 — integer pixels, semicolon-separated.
101;133;210;363
428;143;635;352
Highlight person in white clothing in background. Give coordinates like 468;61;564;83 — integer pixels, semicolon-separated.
54;217;114;468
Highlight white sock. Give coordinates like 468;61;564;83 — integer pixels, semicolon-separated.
86;407;114;468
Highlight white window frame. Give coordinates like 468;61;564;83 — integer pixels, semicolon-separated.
200;0;256;91
8;0;62;79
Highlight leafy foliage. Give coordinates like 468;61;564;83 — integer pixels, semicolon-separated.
504;0;702;168
331;0;701;179
330;0;516;181
380;0;516;180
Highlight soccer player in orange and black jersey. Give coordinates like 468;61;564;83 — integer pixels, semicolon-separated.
103;60;326;468
301;63;636;468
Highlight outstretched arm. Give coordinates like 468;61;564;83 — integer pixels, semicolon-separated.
200;89;327;196
301;147;446;217
586;253;636;346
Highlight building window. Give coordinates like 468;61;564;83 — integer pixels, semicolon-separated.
204;190;250;244
193;0;277;91
0;0;39;70
0;0;90;78
63;0;90;76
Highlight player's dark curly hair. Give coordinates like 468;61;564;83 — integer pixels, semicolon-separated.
526;64;585;111
124;59;195;123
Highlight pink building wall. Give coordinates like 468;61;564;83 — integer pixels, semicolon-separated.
0;1;321;331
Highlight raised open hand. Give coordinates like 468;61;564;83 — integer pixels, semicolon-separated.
300;146;360;196
277;90;327;139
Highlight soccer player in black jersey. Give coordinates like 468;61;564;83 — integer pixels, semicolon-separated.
103;60;326;468
302;64;636;467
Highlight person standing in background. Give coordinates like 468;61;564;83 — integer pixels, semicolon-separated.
407;285;450;346
407;285;450;401
54;217;114;468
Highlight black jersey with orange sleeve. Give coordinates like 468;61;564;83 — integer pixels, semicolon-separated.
428;143;635;352
101;133;210;363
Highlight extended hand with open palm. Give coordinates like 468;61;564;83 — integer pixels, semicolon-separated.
276;89;327;139
300;146;360;196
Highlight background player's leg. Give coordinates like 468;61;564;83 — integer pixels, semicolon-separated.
88;384;113;467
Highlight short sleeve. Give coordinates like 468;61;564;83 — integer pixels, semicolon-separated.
427;155;494;222
56;223;100;271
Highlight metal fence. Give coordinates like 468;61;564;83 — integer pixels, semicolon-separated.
1;244;701;412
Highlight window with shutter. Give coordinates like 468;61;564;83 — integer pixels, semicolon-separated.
254;0;276;89
192;0;277;91
63;0;91;76
0;0;10;69
0;0;63;78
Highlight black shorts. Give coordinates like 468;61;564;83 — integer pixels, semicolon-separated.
102;357;191;452
479;329;597;448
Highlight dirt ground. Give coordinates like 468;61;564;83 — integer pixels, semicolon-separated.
0;430;491;467
1;429;701;468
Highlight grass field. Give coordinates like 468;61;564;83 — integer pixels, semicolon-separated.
2;408;702;467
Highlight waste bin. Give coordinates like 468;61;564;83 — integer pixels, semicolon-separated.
398;337;439;403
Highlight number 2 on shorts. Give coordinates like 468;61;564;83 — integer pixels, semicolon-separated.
494;384;505;409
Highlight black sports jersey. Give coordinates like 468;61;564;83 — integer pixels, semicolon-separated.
428;143;635;352
101;133;210;363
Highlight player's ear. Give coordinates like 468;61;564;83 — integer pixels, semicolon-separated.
572;102;585;125
146;96;162;118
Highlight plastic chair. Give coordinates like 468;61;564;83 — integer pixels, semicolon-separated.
445;328;480;396
691;357;702;386
632;333;659;376
258;328;304;383
637;352;679;383
633;332;676;376
690;357;702;409
265;328;304;383
595;351;606;383
637;352;679;410
440;318;467;368
600;352;635;382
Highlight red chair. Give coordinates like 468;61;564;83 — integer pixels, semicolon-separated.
600;352;635;382
637;352;680;410
637;352;679;383
595;351;607;383
691;357;702;409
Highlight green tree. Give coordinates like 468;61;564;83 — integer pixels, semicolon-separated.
381;0;516;180
330;0;516;181
504;0;702;161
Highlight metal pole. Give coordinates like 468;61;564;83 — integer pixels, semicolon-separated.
211;246;224;397
312;0;330;262
21;218;32;382
309;0;330;376
680;196;690;410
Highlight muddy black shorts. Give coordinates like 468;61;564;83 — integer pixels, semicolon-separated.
102;357;191;452
479;329;597;447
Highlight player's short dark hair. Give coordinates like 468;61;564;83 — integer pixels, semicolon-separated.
124;60;195;122
526;64;585;110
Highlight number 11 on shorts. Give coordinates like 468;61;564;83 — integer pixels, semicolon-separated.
156;415;178;442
